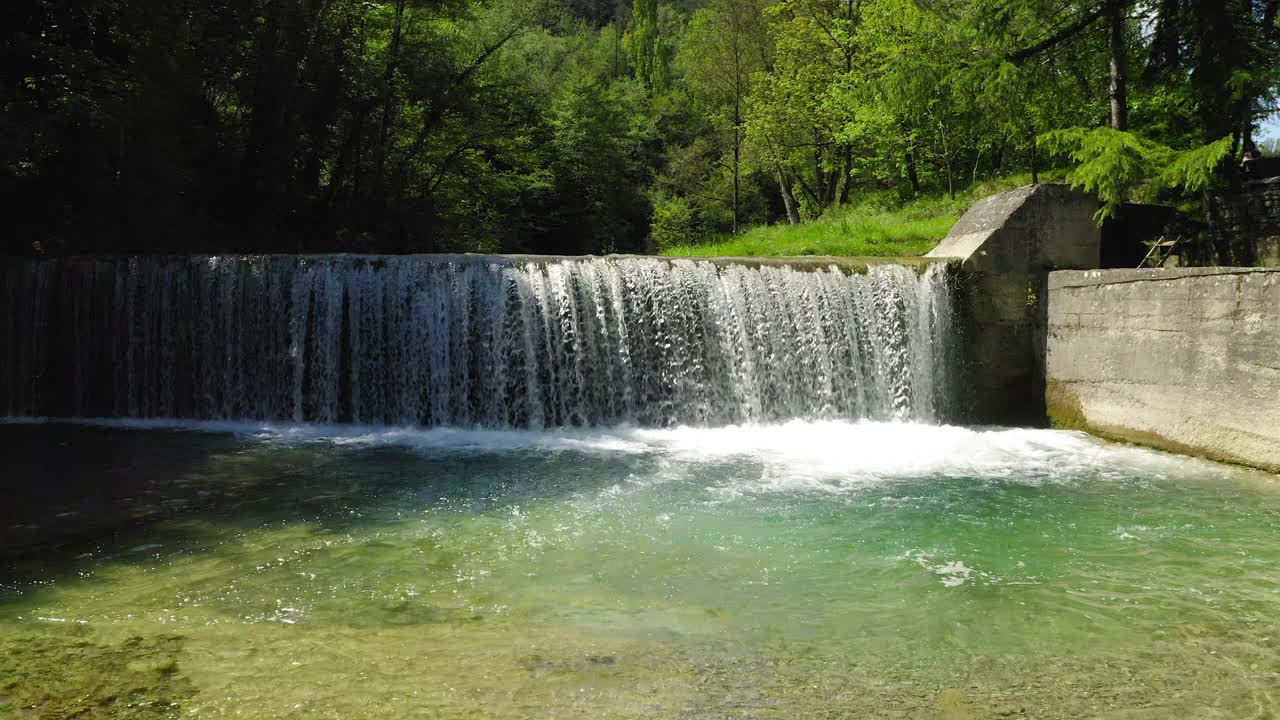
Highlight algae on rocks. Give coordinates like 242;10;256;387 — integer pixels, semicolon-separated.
0;632;193;719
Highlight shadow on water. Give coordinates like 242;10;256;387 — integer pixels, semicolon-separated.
0;422;651;591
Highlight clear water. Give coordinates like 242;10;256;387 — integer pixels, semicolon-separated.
3;420;1279;719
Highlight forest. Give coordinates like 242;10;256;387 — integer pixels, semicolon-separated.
3;0;1278;256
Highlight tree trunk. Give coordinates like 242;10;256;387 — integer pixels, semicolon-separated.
777;168;801;225
1143;0;1181;83
1029;132;1039;184
373;0;408;205
1107;0;1129;131
1193;0;1232;139
812;133;828;212
838;144;853;204
824;166;839;208
905;141;921;193
937;121;954;200
794;174;823;216
732;101;741;234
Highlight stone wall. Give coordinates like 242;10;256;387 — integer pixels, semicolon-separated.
1047;268;1280;472
1212;180;1280;267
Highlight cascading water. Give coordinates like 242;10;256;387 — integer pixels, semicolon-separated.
2;256;960;427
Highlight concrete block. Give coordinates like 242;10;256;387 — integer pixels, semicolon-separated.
933;184;1101;424
929;184;1100;272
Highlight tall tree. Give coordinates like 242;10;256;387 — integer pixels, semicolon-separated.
680;0;770;231
1106;0;1129;130
625;0;671;90
747;0;865;217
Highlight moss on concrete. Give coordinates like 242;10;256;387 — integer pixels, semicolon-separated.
1047;380;1280;474
1045;381;1088;431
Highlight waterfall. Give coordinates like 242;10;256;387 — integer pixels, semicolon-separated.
2;256;960;427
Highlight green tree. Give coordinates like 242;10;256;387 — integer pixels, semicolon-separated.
746;0;866;219
679;0;771;231
5;0;1277;257
547;73;651;253
625;0;672;91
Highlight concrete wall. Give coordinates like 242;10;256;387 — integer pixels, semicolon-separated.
928;184;1100;424
1047;268;1280;472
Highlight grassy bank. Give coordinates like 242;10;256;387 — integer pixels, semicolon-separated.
662;174;1062;258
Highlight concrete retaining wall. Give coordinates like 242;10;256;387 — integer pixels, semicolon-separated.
1047;268;1280;472
928;184;1100;424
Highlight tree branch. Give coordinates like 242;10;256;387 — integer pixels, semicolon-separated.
1006;3;1107;64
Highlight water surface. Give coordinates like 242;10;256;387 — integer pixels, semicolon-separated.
3;420;1279;719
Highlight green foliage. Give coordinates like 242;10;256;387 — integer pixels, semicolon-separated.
1158;136;1235;195
661;172;1061;256
625;0;671;91
743;0;868;215
3;0;1276;256
1040;128;1233;221
1039;128;1170;220
674;0;770;229
662;190;965;257
548;74;652;253
650;193;705;250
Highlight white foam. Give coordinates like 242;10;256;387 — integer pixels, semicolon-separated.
902;551;1001;587
1;416;1247;490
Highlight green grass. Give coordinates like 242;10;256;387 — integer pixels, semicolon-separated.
661;173;1063;258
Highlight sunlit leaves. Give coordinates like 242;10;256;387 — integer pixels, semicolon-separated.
1040;127;1232;221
